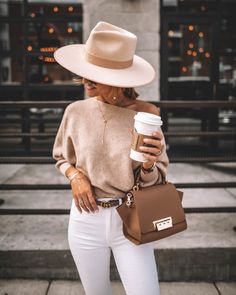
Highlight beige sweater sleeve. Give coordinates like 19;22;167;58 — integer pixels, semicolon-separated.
52;106;76;176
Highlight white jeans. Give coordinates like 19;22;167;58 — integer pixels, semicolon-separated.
68;198;160;295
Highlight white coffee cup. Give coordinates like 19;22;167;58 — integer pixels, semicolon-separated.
130;112;163;162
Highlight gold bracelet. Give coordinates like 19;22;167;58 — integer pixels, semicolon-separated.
69;173;86;184
67;171;79;182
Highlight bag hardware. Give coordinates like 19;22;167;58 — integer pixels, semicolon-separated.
153;217;173;231
126;192;133;207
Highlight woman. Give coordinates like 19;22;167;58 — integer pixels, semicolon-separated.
53;21;169;295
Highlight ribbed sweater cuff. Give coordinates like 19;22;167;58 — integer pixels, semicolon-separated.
59;163;74;177
140;165;158;183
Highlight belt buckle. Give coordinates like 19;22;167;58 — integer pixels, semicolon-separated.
100;201;112;208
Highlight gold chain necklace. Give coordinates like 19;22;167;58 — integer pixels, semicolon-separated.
96;98;108;144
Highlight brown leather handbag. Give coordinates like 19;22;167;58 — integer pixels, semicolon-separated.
116;167;187;245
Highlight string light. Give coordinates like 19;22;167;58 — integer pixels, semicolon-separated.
40;47;58;52
181;66;188;73
201;6;206;11
188;43;194;49
68;6;74;12
53;6;59;13
48;28;54;34
44;57;56;63
192;51;197;57
187;50;192;56
205;52;210;58
188;25;194;31
30;12;36;18
67;27;73;33
27;45;33;51
168;30;174;37
199;48;204;53
199;32;204;38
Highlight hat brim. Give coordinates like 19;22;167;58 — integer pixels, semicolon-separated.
54;44;155;88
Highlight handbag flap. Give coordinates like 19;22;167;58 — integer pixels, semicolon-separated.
133;183;185;234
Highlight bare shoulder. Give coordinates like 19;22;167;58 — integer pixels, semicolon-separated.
134;100;160;115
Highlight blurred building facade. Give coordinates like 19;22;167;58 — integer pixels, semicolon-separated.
0;0;235;158
0;0;235;102
0;0;236;101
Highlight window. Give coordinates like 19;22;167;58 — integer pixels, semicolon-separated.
0;0;83;100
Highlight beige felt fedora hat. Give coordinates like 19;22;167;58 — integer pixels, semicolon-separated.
54;21;155;88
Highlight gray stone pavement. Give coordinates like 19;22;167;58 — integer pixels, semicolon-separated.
0;163;235;282
0;163;236;207
0;162;235;252
0;279;235;295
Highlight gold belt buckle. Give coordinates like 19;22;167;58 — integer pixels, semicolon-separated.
100;201;112;208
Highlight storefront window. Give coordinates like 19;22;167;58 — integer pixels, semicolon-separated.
161;0;236;101
168;23;211;78
162;0;218;12
219;15;236;100
167;22;212;99
0;0;83;99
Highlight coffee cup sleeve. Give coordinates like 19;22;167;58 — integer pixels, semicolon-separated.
131;129;155;152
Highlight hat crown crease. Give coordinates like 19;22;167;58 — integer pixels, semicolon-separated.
84;23;137;68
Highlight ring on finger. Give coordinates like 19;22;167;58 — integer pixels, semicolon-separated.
156;150;162;156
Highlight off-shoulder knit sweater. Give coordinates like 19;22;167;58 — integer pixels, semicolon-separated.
52;97;169;199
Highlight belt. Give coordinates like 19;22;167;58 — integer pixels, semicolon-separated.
96;198;124;208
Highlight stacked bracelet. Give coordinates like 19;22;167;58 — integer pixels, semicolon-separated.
67;171;78;181
68;171;85;182
141;162;156;174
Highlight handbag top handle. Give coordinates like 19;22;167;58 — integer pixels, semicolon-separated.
132;164;167;191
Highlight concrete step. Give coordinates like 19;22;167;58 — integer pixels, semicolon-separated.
0;279;235;295
0;163;235;281
0;212;235;281
0;188;236;210
1;163;236;185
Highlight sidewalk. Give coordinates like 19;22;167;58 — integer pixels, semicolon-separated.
0;279;235;295
0;162;235;284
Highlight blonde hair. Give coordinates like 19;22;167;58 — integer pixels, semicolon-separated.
123;88;139;100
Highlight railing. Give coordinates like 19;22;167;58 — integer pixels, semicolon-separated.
0;100;235;162
0;100;236;215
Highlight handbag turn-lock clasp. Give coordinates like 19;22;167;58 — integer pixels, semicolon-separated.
153;217;173;231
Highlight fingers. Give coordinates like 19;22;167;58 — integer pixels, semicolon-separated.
140;139;163;154
151;131;163;140
74;193;99;214
139;144;162;155
73;197;82;213
71;177;99;213
78;194;90;213
87;191;99;212
139;131;164;162
143;153;159;161
82;194;96;213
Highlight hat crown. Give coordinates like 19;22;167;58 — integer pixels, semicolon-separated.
85;22;137;66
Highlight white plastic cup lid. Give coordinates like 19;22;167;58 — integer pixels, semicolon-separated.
134;112;163;126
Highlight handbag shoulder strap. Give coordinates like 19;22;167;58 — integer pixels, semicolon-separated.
132;165;142;190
